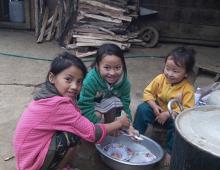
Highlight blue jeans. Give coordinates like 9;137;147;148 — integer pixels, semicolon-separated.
133;102;174;154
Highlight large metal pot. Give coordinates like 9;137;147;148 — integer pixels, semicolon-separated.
206;90;220;105
169;104;220;170
95;134;163;170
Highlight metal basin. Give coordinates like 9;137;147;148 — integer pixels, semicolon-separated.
95;134;164;170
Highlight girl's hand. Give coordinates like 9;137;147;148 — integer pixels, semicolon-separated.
116;114;130;129
127;125;140;137
95;111;102;119
95;111;104;123
155;111;170;125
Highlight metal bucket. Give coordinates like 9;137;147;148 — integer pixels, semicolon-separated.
170;105;220;170
95;134;163;170
9;0;25;23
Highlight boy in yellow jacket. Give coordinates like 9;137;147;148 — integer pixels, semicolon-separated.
133;46;196;166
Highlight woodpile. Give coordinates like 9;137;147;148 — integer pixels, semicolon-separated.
65;0;140;51
34;0;77;43
34;0;159;57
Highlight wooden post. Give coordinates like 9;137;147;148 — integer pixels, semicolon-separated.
34;0;39;36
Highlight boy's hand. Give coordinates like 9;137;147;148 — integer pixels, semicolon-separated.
155;111;170;125
152;105;163;116
116;114;130;129
147;100;163;116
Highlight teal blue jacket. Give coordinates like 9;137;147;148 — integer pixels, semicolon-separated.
78;68;131;123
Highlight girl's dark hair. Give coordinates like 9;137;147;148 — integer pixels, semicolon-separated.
165;46;196;73
46;52;87;80
91;43;127;73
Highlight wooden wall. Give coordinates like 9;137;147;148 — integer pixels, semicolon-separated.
140;0;220;46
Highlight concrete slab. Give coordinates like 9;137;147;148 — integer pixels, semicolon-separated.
0;29;218;170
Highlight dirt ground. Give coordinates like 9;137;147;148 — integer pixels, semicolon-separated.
0;29;219;170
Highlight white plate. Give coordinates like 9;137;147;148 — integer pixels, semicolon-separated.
103;143;133;161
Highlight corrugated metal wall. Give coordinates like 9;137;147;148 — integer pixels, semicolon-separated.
140;0;220;46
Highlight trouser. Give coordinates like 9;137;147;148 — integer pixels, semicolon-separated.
41;131;80;170
133;102;174;154
95;96;123;123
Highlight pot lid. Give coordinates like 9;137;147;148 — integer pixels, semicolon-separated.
175;106;220;157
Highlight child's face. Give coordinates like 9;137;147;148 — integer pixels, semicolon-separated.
49;65;83;100
164;57;187;85
97;54;123;85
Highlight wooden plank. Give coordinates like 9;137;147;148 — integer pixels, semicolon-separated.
79;11;122;24
34;0;39;36
63;29;74;46
79;3;124;16
74;24;116;36
73;39;130;49
79;20;123;29
46;6;58;41
74;25;116;36
37;7;49;43
74;27;106;34
79;3;132;21
67;41;130;50
79;9;132;22
56;0;64;40
96;26;116;36
24;0;31;29
76;50;97;58
80;0;126;12
93;0;127;8
73;33;128;42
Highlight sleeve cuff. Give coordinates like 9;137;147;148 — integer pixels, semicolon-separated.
95;124;107;144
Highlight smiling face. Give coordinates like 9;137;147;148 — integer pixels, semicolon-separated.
164;56;187;85
49;65;84;100
97;54;123;85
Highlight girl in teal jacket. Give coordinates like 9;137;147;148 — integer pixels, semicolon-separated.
78;43;138;134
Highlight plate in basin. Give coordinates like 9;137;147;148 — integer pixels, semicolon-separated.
103;143;134;161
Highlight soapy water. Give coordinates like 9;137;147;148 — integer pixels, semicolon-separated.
103;143;157;163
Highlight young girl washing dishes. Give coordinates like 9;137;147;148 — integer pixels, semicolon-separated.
13;52;130;170
133;46;196;166
78;43;139;136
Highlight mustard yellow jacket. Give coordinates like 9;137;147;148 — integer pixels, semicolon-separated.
143;74;195;113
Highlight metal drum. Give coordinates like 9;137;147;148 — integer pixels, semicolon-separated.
207;90;220;105
170;105;220;170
